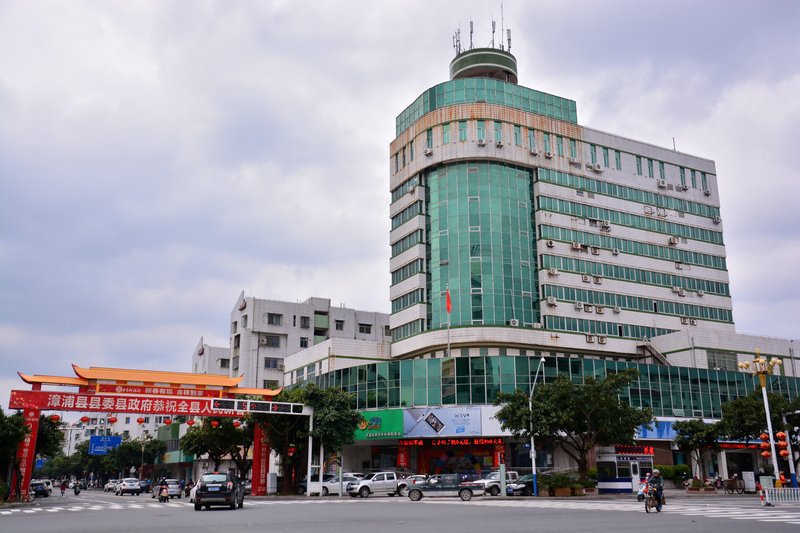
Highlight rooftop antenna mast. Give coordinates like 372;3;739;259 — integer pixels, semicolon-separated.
469;20;474;50
452;27;462;55
500;2;505;50
491;19;496;48
507;29;512;52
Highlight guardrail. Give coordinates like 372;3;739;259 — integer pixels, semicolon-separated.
764;488;800;505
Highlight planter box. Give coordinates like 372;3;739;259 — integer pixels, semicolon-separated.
553;487;572;497
582;487;598;495
686;487;718;495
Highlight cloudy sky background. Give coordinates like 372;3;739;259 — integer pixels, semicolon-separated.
1;0;799;408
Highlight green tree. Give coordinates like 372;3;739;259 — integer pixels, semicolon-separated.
229;420;254;481
495;367;653;479
250;384;359;494
0;407;29;501
180;418;241;471
719;391;792;442
35;415;65;458
673;418;722;479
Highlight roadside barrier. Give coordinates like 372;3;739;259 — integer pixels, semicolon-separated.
764;488;800;506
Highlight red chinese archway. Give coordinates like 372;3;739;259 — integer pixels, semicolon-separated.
7;365;282;500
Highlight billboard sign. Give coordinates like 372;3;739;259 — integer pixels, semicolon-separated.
403;407;481;437
89;435;122;456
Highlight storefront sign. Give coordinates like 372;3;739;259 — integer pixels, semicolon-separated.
719;442;759;450
636;420;677;440
398;437;503;447
397;446;409;469
614;445;654;455
354;409;404;440
403;407;481;437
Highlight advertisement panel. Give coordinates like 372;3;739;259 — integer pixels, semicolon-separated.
480;404;513;436
403;407;481;437
354;409;404;440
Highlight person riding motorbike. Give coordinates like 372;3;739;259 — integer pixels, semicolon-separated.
60;480;67;496
648;469;664;511
158;478;170;502
637;472;651;502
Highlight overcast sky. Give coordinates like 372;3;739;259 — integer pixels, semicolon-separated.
2;0;799;409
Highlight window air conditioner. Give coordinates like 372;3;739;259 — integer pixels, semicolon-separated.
278;363;285;371
477;138;486;146
546;296;557;306
658;179;667;188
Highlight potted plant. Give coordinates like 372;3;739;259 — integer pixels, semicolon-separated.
550;473;574;497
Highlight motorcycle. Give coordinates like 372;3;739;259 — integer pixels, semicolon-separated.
73;485;81;496
158;486;170;503
636;480;649;502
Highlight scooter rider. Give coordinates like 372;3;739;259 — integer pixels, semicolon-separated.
648;469;664;511
158;477;169;502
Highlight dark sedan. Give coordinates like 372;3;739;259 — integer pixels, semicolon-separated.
506;474;534;496
193;472;245;510
139;479;152;493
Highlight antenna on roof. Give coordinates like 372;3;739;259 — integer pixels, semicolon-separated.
469;20;474;50
491;20;496;48
507;29;512;52
500;2;505;50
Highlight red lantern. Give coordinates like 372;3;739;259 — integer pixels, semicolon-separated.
186;419;195;426
233;420;242;428
761;451;772;458
210;420;220;429
108;416;117;424
137;417;145;425
778;440;788;449
760;442;771;450
163;418;172;426
80;416;90;423
760;432;770;441
780;449;791;458
776;431;787;440
49;414;61;422
287;446;297;457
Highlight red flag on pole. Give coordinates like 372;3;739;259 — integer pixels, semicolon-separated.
446;287;452;314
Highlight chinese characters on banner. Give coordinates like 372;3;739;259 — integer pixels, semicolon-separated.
8;390;246;416
10;408;40;500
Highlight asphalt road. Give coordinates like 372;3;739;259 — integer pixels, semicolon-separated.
3;489;800;533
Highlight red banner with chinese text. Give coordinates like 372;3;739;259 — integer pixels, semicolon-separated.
10;408;40;500
9;390;246;416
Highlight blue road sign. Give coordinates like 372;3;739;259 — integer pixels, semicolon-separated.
88;435;122;455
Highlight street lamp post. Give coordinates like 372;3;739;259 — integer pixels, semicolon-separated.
529;356;546;497
738;352;782;479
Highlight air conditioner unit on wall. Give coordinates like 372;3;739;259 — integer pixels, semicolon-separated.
571;241;582;250
697;289;705;297
613;306;621;314
592;163;603;172
591;246;600;255
713;216;721;224
508;318;519;327
568;157;580;165
477;138;486;146
690;318;698;326
601;220;611;229
612;248;620;256
585;334;595;343
545;151;554;159
575;301;584;310
546;240;555;248
598;336;607;344
593;276;602;284
277;363;285;371
582;274;591;283
595;306;605;314
530;148;539;156
669;236;679;245
496;140;503;147
704;190;711;196
547;268;559;276
681;317;689;325
424;148;433;156
658;179;667;188
546;296;557;306
584;304;593;313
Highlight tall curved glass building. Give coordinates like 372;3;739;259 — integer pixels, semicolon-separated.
389;44;732;361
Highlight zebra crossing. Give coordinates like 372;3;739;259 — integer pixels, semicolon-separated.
4;496;800;526
425;497;800;525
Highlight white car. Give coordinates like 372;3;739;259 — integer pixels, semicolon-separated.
104;479;119;492
116;478;141;496
308;475;358;496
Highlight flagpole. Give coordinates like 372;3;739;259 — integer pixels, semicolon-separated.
446;284;451;358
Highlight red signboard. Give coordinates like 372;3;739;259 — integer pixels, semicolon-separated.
11;408;40;500
719;443;760;450
397;446;409;469
9;390;247;416
614;445;655;455
95;384;212;397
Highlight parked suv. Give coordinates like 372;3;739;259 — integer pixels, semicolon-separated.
116;478;141;496
346;471;399;498
473;470;519;496
193;472;245;511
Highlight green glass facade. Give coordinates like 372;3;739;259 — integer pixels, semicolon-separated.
309;356;799;420
395;78;577;136
426;161;539;329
